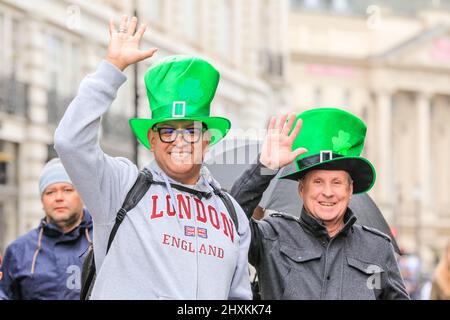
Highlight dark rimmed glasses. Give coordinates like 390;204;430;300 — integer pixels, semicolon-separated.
152;126;207;143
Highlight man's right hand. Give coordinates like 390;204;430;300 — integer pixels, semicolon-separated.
106;15;158;71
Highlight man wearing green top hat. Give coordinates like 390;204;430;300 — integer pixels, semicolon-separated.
231;109;409;300
54;15;251;299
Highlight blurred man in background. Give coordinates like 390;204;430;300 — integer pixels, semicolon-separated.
0;158;92;300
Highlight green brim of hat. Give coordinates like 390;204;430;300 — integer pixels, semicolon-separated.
129;116;231;149
280;156;376;194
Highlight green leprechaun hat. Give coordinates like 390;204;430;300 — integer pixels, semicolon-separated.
129;55;231;149
281;108;376;194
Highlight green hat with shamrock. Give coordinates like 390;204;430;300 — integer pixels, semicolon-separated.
281;107;376;194
129;55;231;149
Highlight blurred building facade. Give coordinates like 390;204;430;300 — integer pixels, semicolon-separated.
289;0;450;271
0;0;289;253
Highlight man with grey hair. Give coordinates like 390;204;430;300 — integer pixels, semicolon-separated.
0;158;93;300
231;109;409;300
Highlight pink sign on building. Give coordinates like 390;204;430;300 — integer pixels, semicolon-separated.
306;64;355;77
430;38;450;62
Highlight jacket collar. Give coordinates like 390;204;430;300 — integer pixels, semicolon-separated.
299;206;357;239
40;209;92;240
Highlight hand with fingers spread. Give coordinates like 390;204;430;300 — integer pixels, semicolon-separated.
106;15;158;71
260;113;308;170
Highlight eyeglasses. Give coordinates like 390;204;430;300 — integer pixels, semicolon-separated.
153;126;207;143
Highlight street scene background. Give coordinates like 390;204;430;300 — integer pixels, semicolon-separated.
1;0;450;299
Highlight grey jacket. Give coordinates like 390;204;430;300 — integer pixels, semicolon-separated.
230;162;410;300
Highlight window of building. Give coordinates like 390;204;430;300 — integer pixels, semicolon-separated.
47;34;64;93
0;203;5;253
11;18;20;76
0;10;23;78
0;13;27;118
46;32;81;124
0;141;16;186
0;161;6;185
0;140;18;253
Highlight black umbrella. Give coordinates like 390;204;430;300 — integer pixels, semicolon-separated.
205;139;400;254
204;138;261;191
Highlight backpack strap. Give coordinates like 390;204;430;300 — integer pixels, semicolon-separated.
80;246;96;300
106;168;154;253
251;271;261;300
220;192;240;235
209;184;240;235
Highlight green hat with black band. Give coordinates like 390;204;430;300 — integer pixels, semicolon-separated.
280;107;376;194
129;55;231;149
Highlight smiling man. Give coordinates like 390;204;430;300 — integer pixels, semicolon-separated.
149;120;208;184
54;16;251;300
231;108;410;300
299;169;353;238
0;158;92;300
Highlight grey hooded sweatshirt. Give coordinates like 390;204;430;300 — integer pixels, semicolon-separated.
54;60;252;300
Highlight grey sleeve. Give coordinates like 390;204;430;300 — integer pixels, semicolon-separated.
248;219;278;268
54;60;139;225
382;243;410;300
230;160;278;220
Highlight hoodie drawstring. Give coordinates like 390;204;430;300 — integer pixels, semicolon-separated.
161;171;183;225
30;227;44;275
85;228;92;244
203;180;223;216
201;166;225;224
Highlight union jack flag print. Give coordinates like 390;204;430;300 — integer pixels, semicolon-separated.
184;226;195;237
197;227;208;239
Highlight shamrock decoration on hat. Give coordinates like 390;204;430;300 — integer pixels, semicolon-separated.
129;55;231;149
281;108;376;194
